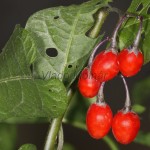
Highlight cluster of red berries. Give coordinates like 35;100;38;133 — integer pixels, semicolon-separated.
78;14;144;144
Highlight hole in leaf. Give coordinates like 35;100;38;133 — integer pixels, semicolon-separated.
52;105;56;109
85;30;90;38
147;7;150;14
46;48;58;57
136;3;143;12
30;64;33;73
54;16;59;19
68;65;72;68
96;2;101;5
141;33;145;39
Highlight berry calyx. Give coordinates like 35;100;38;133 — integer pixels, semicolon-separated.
78;67;101;98
118;16;144;77
86;83;113;139
112;75;140;144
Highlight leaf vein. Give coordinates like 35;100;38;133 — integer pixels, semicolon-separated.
61;9;81;78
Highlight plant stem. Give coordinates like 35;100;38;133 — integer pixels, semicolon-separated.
103;136;119;150
110;14;127;50
88;8;109;38
57;125;64;150
44;90;73;150
88;37;109;68
96;82;105;104
44;117;63;150
63;118;86;130
132;16;143;51
120;75;131;112
108;6;123;16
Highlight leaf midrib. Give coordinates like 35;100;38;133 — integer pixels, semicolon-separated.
61;9;81;79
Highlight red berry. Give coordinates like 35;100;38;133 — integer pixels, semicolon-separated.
78;68;101;98
91;50;119;82
112;110;140;144
86;103;113;139
118;49;144;77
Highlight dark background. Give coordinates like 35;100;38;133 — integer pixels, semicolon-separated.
0;0;150;150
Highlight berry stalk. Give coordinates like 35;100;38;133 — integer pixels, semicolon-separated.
120;75;131;112
110;13;138;51
132;16;143;51
96;82;105;104
88;37;109;68
110;14;128;50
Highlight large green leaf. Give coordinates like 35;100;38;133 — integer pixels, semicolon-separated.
0;26;68;120
25;0;111;88
118;0;150;64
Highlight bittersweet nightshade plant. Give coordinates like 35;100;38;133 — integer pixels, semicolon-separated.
0;0;150;150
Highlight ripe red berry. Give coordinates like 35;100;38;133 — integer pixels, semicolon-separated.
91;50;119;82
86;103;113;139
78;68;101;98
118;49;144;77
112;110;140;144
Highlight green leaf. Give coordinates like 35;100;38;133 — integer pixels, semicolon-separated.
18;144;37;150
132;77;150;104
25;0;111;87
4;117;48;124
119;0;150;64
63;143;75;150
0;124;17;150
132;104;146;114
0;26;68;120
135;131;150;147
